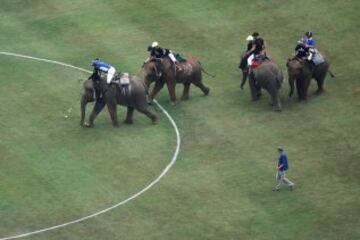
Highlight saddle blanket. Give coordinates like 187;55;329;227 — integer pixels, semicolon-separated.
251;59;264;69
175;53;187;62
312;52;325;65
119;73;130;85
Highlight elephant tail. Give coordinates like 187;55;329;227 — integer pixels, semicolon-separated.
328;69;335;78
198;61;216;78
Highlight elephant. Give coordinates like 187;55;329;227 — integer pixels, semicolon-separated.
241;60;283;111
143;55;210;105
80;75;157;127
287;56;334;100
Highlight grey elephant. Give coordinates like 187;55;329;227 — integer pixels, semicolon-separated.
241;61;283;111
287;56;334;100
80;75;157;127
143;55;210;105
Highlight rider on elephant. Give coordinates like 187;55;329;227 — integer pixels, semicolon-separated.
294;32;319;68
239;32;267;88
302;31;316;61
239;34;255;70
145;41;182;70
90;58;117;85
247;35;266;66
294;42;310;60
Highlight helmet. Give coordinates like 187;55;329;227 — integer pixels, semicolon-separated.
151;41;159;48
91;58;99;66
305;31;312;38
246;35;254;41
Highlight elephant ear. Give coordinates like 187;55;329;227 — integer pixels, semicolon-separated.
286;58;291;67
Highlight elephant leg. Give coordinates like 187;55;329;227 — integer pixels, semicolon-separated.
303;77;311;100
315;77;325;95
296;78;309;101
80;94;88;126
314;71;327;95
106;101;120;127
249;77;259;101
87;101;106;127
80;91;95;126
166;81;177;105
193;72;209;95
181;82;191;100
266;87;282;112
193;81;210;96
136;107;158;124
150;80;165;101
124;106;134;124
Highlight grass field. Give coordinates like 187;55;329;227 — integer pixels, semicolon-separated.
0;0;359;239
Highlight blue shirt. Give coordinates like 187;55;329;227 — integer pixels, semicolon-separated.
278;152;289;171
92;60;112;73
304;37;316;47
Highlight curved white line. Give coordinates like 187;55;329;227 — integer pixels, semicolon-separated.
0;51;181;240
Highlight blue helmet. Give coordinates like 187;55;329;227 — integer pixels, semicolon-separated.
91;58;100;66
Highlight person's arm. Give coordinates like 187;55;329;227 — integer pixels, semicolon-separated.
277;156;284;170
263;39;267;50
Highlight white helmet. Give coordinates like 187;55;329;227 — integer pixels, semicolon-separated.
151;41;159;48
246;35;254;41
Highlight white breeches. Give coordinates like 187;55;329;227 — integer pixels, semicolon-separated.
107;67;116;84
168;52;177;63
247;54;254;66
308;48;316;60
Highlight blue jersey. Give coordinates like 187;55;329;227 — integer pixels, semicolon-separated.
304;37;316;47
278;152;289;171
92;60;112;73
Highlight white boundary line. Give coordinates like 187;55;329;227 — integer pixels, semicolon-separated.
0;51;181;240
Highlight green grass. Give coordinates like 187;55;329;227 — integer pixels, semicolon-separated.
0;0;359;239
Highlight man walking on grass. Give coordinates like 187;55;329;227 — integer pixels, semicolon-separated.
273;146;295;191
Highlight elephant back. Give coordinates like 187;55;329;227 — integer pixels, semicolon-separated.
251;61;282;86
177;55;201;78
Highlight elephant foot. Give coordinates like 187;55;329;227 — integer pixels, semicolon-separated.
147;96;154;105
124;119;133;124
112;122;120;128
151;116;158;124
83;122;93;128
181;95;189;100
204;87;210;96
273;107;282;112
315;89;324;95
